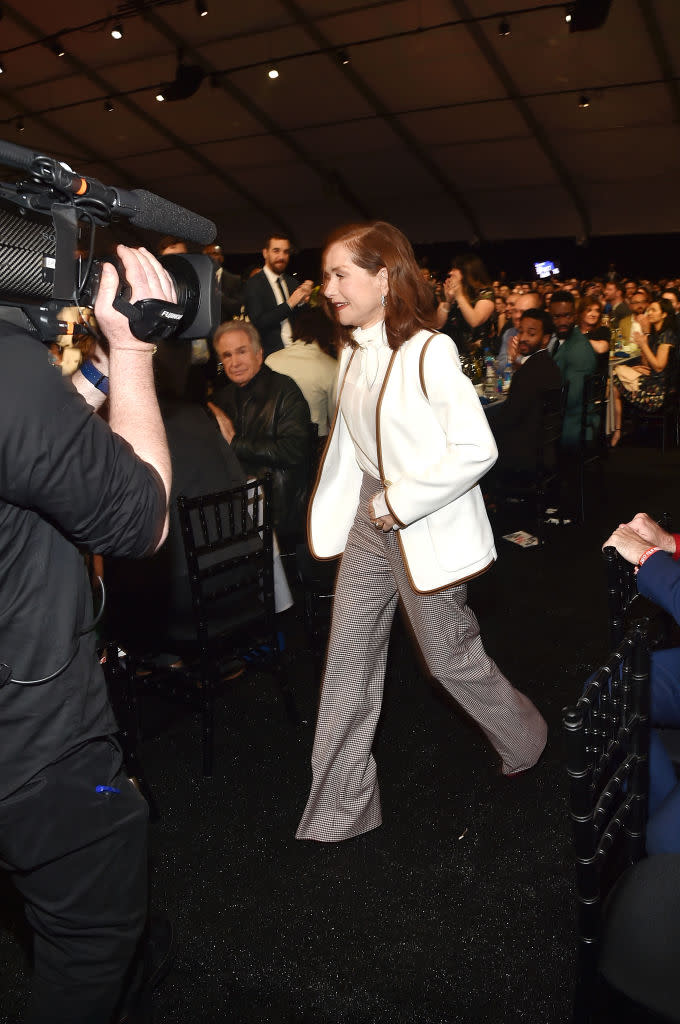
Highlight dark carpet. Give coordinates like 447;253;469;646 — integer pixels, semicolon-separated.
1;437;678;1024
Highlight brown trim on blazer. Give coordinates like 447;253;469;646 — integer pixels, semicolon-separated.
418;332;438;399
306;348;357;561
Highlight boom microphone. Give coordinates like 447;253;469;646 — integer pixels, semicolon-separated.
0;138;216;244
112;188;216;245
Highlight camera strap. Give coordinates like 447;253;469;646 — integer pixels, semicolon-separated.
112;296;185;341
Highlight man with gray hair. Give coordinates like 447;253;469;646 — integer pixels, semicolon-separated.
209;321;311;544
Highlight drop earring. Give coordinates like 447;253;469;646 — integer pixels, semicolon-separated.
381;294;386;307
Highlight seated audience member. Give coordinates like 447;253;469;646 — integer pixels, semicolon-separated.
604;277;633;343
603;512;680;855
436;253;496;355
611;297;677;446
486;309;562;474
157;236;188;256
498;291;543;366
661;286;680;336
265;308;338;438
209;321;311;544
548;290;597;448
577;296;610;371
106;339;249;657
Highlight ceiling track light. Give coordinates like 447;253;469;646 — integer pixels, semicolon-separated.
0;61;5;75
578;94;590;108
565;4;575;23
268;67;279;79
195;0;208;15
111;23;123;40
336;49;350;66
51;39;65;58
498;19;510;37
104;98;114;112
16;117;24;132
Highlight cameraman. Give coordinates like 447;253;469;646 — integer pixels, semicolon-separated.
0;246;173;1024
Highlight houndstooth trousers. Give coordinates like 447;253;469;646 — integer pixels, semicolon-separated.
296;473;548;843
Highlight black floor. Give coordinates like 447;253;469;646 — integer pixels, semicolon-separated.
2;438;679;1024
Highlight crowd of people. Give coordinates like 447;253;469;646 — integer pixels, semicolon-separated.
3;217;680;1023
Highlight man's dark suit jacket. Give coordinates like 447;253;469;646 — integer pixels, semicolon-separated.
243;270;300;357
487;348;562;472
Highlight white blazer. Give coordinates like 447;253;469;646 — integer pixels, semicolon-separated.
308;329;499;593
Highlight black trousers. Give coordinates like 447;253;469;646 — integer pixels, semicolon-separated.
0;737;149;1024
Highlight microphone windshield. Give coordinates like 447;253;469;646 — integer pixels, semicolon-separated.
122;189;216;245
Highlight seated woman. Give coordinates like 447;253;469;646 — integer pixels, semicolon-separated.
611;297;677;446
436;253;496;356
577;296;610;360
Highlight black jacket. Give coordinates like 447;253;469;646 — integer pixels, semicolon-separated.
212;364;311;537
243;270;300;357
487;348;562;471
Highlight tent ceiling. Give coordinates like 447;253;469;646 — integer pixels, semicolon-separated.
0;0;678;252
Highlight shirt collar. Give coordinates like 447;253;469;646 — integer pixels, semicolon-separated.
352;320;387;350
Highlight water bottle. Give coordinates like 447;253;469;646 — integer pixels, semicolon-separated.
484;355;497;398
502;363;512;393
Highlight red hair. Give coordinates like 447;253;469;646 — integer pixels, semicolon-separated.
321;221;437;351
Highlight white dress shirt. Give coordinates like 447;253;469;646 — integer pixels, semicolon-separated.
263;264;293;347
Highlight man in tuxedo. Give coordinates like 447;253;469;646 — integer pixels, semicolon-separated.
548;290;597;448
487;308;561;473
243;235;313;357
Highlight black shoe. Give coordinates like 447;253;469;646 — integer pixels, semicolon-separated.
116;914;176;1024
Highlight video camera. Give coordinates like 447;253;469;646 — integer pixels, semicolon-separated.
0;138;219;343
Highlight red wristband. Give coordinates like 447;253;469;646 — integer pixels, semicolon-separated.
635;546;661;574
673;533;680;560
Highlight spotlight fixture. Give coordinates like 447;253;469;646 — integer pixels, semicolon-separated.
155;91;166;102
498;19;510;37
104;98;114;112
578;94;590;109
0;61;5;75
565;4;574;23
51;39;66;58
16;117;24;132
111;24;123;40
195;0;208;15
268;67;279;79
336;49;350;66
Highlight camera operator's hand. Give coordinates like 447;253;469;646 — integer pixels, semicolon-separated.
95;246;177;348
93;244;173;550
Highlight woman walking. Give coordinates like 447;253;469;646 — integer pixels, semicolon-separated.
296;221;547;843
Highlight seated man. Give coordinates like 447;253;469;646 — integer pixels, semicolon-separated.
603;512;680;855
209;320;312;544
548;289;597;449
487;309;562;474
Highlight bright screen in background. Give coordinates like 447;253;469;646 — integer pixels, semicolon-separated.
534;260;560;279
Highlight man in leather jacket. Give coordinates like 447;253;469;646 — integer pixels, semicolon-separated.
209;320;311;543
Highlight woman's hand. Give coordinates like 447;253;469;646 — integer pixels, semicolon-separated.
371;513;396;532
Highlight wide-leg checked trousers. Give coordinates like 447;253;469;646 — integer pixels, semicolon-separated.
296;474;548;843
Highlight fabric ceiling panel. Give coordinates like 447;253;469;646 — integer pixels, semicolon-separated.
527;83;676;139
473;186;583;242
437;136;557;191
400;101;527;148
229;53;375;132
475;3;659;96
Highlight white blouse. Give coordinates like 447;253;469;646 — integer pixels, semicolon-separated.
340;320;392;519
